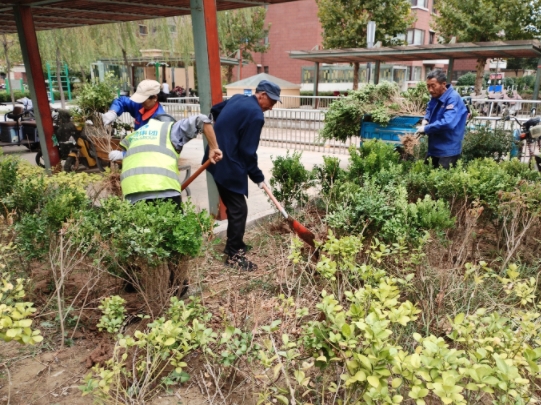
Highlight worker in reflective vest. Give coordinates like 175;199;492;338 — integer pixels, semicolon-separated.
117;114;222;206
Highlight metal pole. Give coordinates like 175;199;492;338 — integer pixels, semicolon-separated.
14;5;58;171
367;21;376;84
191;0;226;219
447;57;454;83
313;62;319;109
374;61;381;85
533;57;541;100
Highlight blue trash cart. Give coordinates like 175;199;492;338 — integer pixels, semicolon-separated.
360;115;423;146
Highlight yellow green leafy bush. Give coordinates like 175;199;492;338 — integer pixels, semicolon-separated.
0;272;43;345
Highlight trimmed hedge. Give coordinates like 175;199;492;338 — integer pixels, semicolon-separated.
0;90;63;103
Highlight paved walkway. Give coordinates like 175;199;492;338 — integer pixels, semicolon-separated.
1;138;349;231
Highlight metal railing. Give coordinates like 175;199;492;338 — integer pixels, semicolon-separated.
467;98;541;119
116;98;541;157
164;95;340;110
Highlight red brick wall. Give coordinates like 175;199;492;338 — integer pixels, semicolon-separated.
240;0;485;85
242;0;322;83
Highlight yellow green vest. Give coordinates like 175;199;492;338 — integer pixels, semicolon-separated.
120;120;180;196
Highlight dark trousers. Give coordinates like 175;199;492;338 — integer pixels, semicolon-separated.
216;183;248;257
425;154;460;170
141;195;182;209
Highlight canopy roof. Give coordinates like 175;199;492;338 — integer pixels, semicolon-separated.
289;40;541;64
225;72;300;89
0;0;293;33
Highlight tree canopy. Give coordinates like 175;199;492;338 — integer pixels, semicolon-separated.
316;0;414;89
217;7;270;82
433;0;540;92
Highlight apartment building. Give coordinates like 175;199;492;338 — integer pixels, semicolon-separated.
242;0;477;90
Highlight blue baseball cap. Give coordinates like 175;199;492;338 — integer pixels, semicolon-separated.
256;80;282;103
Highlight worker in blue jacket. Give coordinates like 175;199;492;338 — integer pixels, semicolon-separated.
204;80;281;271
102;80;166;130
417;69;469;169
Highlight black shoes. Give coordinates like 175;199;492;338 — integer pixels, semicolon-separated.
225;251;257;271
223;244;252;254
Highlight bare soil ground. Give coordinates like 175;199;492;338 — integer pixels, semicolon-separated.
0;215;292;405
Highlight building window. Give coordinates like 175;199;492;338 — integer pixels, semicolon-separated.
264;66;269;74
138;25;148;36
257;65;262;74
429;31;435;44
406;29;425;45
410;0;427;8
411;66;422;81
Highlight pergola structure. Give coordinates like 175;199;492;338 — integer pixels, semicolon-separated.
1;0;300;218
289;40;541;99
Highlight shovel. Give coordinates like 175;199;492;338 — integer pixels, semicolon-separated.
181;159;211;190
261;183;316;248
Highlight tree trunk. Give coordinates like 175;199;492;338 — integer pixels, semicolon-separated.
474;58;486;95
121;47;131;93
79;64;86;84
2;34;16;107
226;65;234;84
185;65;190;94
353;62;360;90
55;46;66;109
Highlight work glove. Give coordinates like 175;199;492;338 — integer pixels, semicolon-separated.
258;180;269;190
421;119;429;126
108;150;124;162
416;125;426;134
101;110;117;126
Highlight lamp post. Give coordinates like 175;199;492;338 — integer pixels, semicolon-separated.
366;21;376;83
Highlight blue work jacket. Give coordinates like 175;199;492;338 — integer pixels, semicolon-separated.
110;96;167;130
424;84;469;157
204;94;265;196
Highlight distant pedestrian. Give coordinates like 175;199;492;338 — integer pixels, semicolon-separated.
162;80;170;94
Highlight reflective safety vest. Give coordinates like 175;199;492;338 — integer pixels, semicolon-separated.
120;120;180;196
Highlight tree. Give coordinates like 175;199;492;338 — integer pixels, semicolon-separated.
506;58;538;77
38;27;100;107
91;21;138;92
217;7;271;83
433;0;539;93
0;33;22;106
316;0;413;90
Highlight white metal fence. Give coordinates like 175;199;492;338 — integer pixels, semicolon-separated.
115;96;541;156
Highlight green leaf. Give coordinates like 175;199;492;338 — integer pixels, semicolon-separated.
454;313;465;325
164;338;175;346
367;376;380;388
275;394;289;405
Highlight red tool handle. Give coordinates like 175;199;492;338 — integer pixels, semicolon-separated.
181;159;211;190
261;183;288;219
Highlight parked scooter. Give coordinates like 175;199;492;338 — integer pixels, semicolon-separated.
35;109;108;172
511;113;541;171
0;99;38;151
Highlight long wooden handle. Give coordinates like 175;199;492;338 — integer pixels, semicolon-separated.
181;160;211;190
261;183;288;219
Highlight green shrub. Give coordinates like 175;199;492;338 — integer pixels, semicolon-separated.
72;198;213;267
0;273;43;345
461;125;515;163
0;156;19;200
517;75;535;90
96;296;127;334
456;72;476;86
270;151;314;209
348;141;401;181
312;156;346;195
